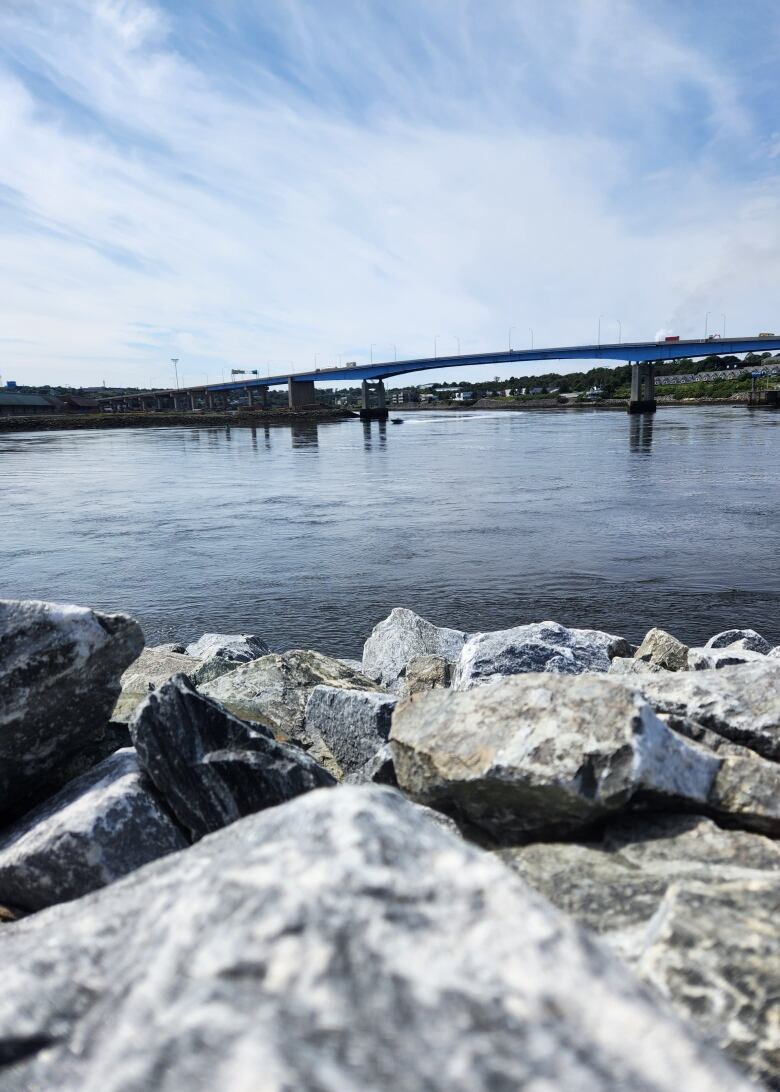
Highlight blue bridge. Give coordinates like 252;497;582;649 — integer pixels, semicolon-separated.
100;335;780;417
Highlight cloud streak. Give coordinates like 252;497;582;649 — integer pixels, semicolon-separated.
1;0;779;387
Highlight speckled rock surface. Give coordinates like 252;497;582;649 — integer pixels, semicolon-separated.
633;627;689;671
635;660;780;761
687;646;769;670
500;813;780;1088
0;788;748;1091
113;646;203;723
390;674;723;841
453;621;631;688
0;749;185;911
198;649;382;770
184;632;269;663
304;685;397;778
130;675;334;841
397;654;452;698
362;608;468;690
705;628;772;654
0;599;144;820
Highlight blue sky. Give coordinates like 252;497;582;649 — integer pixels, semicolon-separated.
2;0;780;388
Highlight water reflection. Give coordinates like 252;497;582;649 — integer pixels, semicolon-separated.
362;419;388;451
629;414;654;454
291;421;319;448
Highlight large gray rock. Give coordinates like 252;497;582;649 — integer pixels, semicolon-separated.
130;675;334;841
199;649;382;770
0;788;749;1091
634;627;689;671
0;749;186;911
391;675;724;841
113;645;203;722
184;632;269;663
500;813;780;1088
705;628;772;654
687;646;769;671
0;599;144;821
636;660;780;761
304;685;397;778
362;608;468;690
453;621;631;688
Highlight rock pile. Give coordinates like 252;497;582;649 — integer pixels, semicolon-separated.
1;600;778;1089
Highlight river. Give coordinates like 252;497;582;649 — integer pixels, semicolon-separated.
2;406;778;656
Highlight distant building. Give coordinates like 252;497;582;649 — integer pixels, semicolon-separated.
452;390;475;401
389;388;419;405
0;392;58;416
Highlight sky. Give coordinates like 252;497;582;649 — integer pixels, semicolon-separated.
2;0;780;390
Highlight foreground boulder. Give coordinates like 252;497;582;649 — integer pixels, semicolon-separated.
130;675;334;840
198;649;381;769
0;787;747;1090
362;608;468;690
304;685;397;778
635;660;780;761
0;749;185;911
184;632;269;662
453;621;632;688
500;812;780;1087
113;645;203;722
391;675;724;840
0;599;144;820
633;627;689;671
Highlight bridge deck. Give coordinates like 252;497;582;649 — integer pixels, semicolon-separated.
98;336;780;402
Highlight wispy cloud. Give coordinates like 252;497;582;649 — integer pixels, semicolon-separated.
1;0;779;387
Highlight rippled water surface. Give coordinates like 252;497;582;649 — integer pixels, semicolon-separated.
2;407;779;655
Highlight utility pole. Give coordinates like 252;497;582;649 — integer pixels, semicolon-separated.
171;358;179;389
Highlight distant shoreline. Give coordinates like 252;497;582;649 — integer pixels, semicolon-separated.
0;407;354;434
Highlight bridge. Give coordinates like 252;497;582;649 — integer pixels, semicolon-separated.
98;335;780;418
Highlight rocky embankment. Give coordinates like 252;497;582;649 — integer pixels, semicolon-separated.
1;602;779;1089
0;407;353;433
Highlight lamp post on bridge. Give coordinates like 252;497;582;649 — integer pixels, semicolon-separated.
171;358;179;389
529;328;534;349
509;326;516;351
370;343;377;364
434;335;439;359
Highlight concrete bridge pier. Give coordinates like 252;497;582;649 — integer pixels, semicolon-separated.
246;386;268;410
288;378;316;409
360;379;388;420
628;362;656;414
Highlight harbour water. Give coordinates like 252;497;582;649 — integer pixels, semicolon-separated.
2;406;778;656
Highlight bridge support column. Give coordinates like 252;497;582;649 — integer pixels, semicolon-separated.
246;387;255;409
189;394;198;411
628;362;656;414
288;378;316;409
360;379;388;420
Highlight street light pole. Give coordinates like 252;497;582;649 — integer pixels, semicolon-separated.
509;326;516;351
705;312;711;338
171;358;179;389
597;317;604;346
370;343;376;364
392;344;397;361
434;335;439;359
616;319;622;344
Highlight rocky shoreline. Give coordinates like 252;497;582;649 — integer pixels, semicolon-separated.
0;406;353;433
1;600;779;1088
